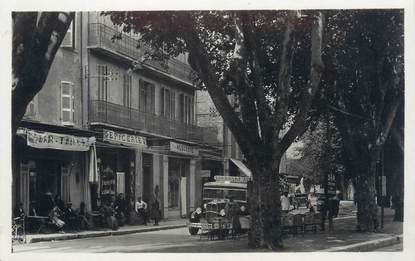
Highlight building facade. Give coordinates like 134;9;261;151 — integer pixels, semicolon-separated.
12;12;221;219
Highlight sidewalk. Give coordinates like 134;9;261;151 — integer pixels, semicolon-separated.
264;207;402;252
281;210;403;252
25;219;187;244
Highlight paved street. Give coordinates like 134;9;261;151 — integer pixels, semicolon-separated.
13;227;249;253
12;211;403;253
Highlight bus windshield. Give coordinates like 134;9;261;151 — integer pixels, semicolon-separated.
203;188;246;202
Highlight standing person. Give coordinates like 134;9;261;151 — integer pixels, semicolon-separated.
228;197;241;235
101;201;118;230
151;196;161;226
76;202;91;230
327;191;341;231
135;197;148;225
280;192;291;211
114;193;126;226
64;202;78;230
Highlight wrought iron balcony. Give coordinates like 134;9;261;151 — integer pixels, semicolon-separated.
89;100;206;143
88;23;195;85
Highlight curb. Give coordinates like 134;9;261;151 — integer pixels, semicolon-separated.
28;224;187;243
326;234;403;252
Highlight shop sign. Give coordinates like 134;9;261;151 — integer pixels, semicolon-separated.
103;129;147;147
214;175;250;183
24;129;95;151
169;141;199;156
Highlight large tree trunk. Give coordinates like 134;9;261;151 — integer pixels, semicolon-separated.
248;158;283;249
354;157;378;231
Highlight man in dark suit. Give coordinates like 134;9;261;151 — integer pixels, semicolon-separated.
64;202;78;230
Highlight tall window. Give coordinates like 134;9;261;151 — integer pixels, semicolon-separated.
97;64;108;101
61;81;75;125
25;94;38;117
61;18;75;48
139;79;155;114
123;74;132;107
179;93;193;124
160;87;175;120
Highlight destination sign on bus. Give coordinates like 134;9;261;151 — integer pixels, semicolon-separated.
214;175;250;183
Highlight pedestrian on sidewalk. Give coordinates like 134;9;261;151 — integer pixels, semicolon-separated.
151;197;161;226
327;191;341;231
135;197;148;225
281;192;291;212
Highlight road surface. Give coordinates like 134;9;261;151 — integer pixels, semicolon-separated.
13;227;249;253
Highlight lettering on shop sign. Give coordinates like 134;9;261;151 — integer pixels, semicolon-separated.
169;141;199;156
103;129;147;147
214;175;250;183
23;129;95;151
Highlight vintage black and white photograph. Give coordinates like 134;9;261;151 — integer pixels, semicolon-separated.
3;1;414;258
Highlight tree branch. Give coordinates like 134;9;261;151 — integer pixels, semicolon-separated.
241;12;274;143
274;11;298;132
279;12;325;155
183;16;257;158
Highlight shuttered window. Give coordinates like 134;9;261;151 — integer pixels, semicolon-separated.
160;87;175;120
97;64;108;101
61;19;75;48
61;81;75;125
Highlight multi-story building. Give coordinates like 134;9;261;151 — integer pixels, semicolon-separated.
12;12;221;219
196;91;251;178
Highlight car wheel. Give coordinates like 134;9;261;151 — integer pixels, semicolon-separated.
188;227;199;235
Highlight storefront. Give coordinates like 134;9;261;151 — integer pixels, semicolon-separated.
163;141;199;219
13;127;96;215
92;129;147;210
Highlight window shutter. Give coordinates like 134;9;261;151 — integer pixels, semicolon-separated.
171;91;176;120
61;81;74;125
150;85;155;114
160;87;165;116
139;79;145;112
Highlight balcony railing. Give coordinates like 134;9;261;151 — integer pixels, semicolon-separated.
90;100;207;143
88;23;195;85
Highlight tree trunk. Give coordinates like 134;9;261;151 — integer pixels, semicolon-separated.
354;158;378;231
248;158;283;249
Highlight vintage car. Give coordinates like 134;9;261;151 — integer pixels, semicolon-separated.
187;176;250;235
188;199;243;236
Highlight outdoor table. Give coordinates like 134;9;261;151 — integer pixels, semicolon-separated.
26;215;50;233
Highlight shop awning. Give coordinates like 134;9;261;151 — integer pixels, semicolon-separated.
230;158;252;177
17;128;95;151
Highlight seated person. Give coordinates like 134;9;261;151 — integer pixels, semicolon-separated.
14;202;25;219
29;201;39;216
64;202;78;230
49;205;65;233
135;197;148;225
76;202;91;230
308;191;319;211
